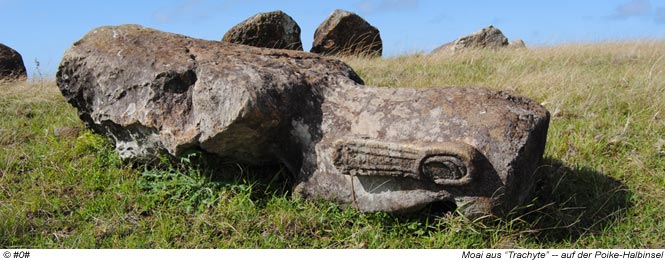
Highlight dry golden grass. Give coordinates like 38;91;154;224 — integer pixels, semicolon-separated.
0;80;64;103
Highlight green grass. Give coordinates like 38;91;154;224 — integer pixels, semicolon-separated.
1;41;664;248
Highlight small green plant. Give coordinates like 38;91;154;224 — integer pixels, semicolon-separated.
138;152;239;214
74;131;110;155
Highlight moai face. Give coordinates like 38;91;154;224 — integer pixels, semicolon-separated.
293;85;549;218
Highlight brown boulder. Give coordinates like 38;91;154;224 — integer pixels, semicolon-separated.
0;43;27;81
222;10;303;51
310;9;382;57
509;38;527;49
57;25;550;218
432;25;512;54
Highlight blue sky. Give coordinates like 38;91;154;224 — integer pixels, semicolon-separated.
2;0;665;78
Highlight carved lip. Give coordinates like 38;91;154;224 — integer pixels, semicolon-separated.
332;138;479;186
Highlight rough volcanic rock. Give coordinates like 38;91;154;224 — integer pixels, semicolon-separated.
0;43;27;81
56;24;362;163
57;24;550;218
509;38;527;49
310;9;382;57
432;25;510;54
222;10;303;51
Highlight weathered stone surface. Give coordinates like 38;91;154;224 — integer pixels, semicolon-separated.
310;9;382;57
0;43;27;81
432;25;511;54
57;25;550;218
509;38;527;49
57;24;361;163
305;86;549;217
222;10;303;51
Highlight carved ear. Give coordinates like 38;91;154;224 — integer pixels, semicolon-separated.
332;138;481;186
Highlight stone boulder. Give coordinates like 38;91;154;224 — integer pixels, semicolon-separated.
310;9;382;57
222;10;303;51
57;25;550;218
432;25;518;54
509;38;527;49
0;43;27;81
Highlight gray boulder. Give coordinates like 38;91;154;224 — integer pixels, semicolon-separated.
509;38;527;49
222;10;303;51
310;9;382;57
57;25;550;218
0;43;27;81
432;25;514;54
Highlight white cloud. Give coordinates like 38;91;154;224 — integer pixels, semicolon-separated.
606;0;665;24
608;0;652;19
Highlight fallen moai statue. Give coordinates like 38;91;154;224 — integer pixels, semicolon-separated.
56;25;550;218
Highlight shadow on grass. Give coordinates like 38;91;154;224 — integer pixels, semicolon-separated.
398;157;632;243
173;150;294;199
133;149;296;218
154;150;632;243
514;157;632;242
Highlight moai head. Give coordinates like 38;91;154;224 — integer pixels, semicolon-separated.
57;25;550;219
292;85;549;218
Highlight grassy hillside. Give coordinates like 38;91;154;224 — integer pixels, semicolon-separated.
1;41;664;248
